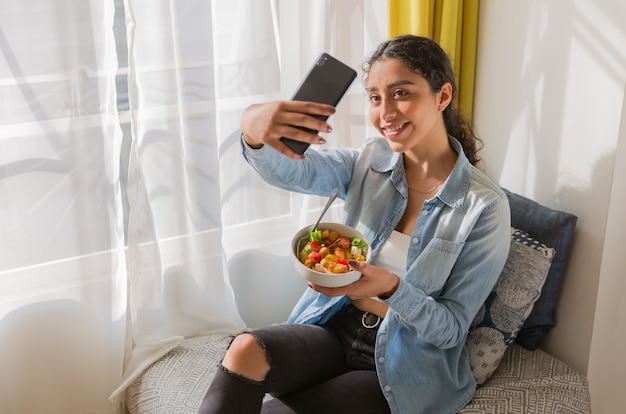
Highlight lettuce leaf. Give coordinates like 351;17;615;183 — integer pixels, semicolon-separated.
309;229;323;243
351;237;368;250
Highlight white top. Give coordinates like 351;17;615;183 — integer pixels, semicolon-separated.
372;230;411;276
370;230;411;301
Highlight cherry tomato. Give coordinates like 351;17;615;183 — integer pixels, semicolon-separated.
308;251;322;263
309;241;322;252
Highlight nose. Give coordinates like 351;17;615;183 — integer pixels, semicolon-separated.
380;98;397;121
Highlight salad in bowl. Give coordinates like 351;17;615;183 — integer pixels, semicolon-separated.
291;222;370;288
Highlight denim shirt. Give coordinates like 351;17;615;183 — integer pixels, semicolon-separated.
241;133;511;414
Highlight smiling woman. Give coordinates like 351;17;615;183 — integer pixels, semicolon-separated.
366;64;448;146
198;34;511;414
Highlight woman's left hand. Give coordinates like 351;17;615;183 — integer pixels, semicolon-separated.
309;260;400;300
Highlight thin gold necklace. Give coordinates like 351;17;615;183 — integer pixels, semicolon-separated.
407;182;443;194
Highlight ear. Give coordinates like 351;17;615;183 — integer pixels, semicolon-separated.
437;82;453;111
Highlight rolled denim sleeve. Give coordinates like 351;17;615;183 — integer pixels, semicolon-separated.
240;131;359;199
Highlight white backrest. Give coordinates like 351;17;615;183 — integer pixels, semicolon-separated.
228;248;307;328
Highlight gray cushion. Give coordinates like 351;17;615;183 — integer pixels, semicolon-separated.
467;228;554;384
502;188;578;350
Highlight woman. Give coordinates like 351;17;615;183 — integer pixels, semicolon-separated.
199;35;511;414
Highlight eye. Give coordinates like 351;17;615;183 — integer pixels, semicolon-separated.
368;94;380;103
393;89;407;99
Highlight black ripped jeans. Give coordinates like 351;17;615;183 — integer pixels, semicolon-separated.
198;305;391;414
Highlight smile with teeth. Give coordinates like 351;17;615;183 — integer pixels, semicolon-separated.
382;122;409;134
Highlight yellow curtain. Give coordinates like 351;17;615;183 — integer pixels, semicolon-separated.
388;0;479;119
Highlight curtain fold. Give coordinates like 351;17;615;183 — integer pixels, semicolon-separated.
111;0;247;398
115;0;389;398
0;1;125;413
388;0;479;118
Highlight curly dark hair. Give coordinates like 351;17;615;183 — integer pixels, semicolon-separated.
362;35;482;166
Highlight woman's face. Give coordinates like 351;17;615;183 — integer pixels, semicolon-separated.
366;57;448;153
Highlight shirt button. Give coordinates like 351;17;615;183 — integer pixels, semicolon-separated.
384;385;391;392
412;237;419;244
378;356;385;363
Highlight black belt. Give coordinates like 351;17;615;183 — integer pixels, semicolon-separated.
346;305;381;329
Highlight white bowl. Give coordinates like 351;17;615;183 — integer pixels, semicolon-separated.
291;222;370;288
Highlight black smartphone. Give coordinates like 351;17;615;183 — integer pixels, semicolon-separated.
280;53;357;155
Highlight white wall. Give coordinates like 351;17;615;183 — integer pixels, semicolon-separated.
587;87;626;413
473;1;626;412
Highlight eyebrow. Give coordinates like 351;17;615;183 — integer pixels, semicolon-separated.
367;79;416;93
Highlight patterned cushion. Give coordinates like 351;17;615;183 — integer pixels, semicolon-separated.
502;188;578;350
466;228;555;385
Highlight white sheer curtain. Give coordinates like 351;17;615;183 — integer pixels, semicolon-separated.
1;0;386;412
0;1;126;413
115;0;387;395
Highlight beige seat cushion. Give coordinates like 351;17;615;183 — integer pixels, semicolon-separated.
127;336;590;414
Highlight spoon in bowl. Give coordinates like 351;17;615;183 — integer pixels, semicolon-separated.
312;188;339;231
297;188;340;252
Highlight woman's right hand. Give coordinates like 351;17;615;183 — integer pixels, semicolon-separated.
240;101;336;159
309;260;400;301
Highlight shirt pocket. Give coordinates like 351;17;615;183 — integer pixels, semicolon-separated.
406;238;464;296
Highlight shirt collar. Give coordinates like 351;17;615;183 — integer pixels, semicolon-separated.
369;136;472;210
437;136;472;210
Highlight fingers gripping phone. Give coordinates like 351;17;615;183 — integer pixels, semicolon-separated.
280;53;357;155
